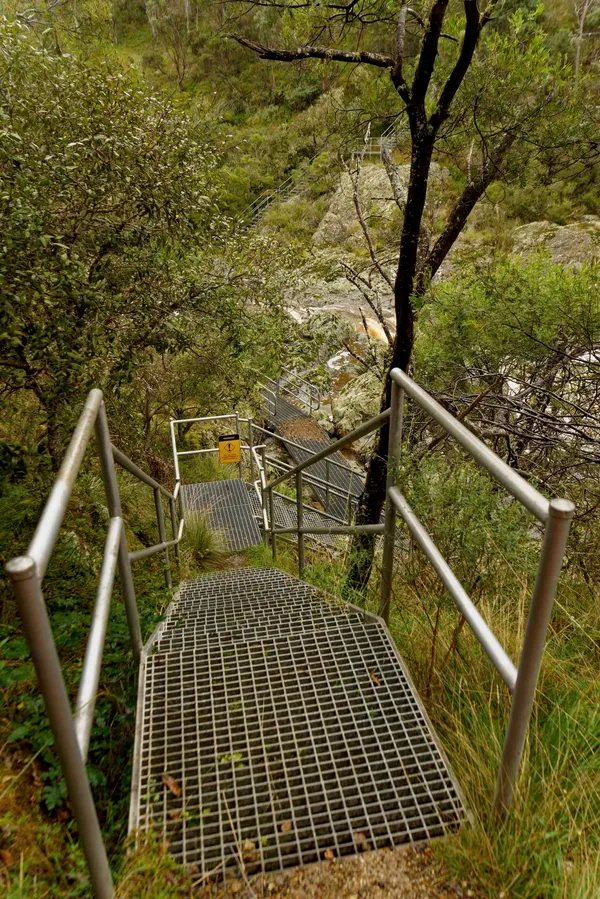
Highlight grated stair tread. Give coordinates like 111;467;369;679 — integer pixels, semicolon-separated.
130;568;466;878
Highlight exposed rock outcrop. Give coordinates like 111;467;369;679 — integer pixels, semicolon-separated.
512;217;600;264
332;368;382;437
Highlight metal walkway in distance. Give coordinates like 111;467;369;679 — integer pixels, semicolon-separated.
129;568;466;878
264;393;364;522
181;479;262;551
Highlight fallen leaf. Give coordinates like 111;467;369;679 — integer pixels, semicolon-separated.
370;671;382;687
164;871;177;885
353;831;367;843
242;839;256;853
280;820;293;833
0;849;14;868
161;774;182;798
168;810;182;821
230;879;243;894
323;849;335;860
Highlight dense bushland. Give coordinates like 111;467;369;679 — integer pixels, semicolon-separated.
0;1;599;897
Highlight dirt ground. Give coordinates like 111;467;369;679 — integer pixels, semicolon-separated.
277;418;331;442
196;844;481;899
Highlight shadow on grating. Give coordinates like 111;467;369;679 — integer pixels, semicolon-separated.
131;570;466;877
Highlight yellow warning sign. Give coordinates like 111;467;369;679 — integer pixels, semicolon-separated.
218;433;241;465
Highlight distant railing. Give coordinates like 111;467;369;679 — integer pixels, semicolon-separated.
260;368;322;415
262;367;574;823
6;390;184;899
169;412;358;528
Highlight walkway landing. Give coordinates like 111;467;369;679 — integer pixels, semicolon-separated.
180;480;262;551
129;568;466;879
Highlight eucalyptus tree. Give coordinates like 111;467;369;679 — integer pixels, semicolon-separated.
227;0;598;589
0;21;220;464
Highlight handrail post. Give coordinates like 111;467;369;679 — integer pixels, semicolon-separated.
169;497;180;564
235;412;243;480
248;418;255;483
492;498;574;820
154;488;171;589
5;557;114;899
275;378;280;418
169;419;180;483
269;486;277;561
261;446;269;546
296;470;305;577
95;404;142;664
379;382;404;624
325;460;330;513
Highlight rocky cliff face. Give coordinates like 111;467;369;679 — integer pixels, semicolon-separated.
512;217;600;264
289;167;600;446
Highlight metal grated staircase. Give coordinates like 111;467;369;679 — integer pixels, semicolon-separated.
129;568;466;877
6;367;575;899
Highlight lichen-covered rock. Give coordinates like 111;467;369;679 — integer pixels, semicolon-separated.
512;217;600;264
301;311;355;362
313;163;448;250
313;167;397;248
331;369;383;438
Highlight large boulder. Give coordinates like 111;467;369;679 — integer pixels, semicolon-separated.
313;162;448;250
313;167;397;248
512;217;600;264
300;310;355;362
332;368;382;438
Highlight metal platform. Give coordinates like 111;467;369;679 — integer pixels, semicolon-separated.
246;486;344;549
130;569;466;878
264;394;364;522
180;480;262;551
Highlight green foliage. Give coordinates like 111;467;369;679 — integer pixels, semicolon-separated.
416;256;600;385
0;466;170;890
181;512;228;573
0;20;219;456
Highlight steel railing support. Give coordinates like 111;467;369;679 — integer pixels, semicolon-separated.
325;459;330;513
269;487;277;561
248;418;255;483
379;382;404;624
95;404;143;664
154;488;171;589
261;446;269;546
235;411;243;479
5;557;114;899
169;497;180;563
492;497;574;819
296;470;305;577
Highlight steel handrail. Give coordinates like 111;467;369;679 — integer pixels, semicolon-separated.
264;455;362;502
378;369;574;823
250;422;358;476
388;488;517;690
6;391;186;899
266;408;390;491
262;367;573;825
390;369;549;522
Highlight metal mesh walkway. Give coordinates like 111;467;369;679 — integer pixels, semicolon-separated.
264;394;363;522
130;568;466;879
246;486;345;549
180;479;262;551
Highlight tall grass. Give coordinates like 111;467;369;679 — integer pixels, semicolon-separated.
180;512;229;575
